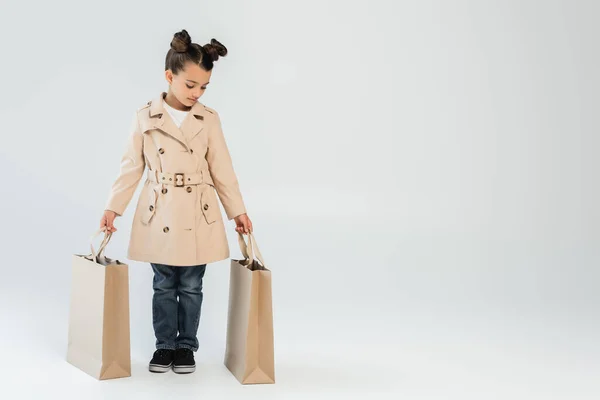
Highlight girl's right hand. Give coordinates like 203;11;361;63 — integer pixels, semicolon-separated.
100;210;118;233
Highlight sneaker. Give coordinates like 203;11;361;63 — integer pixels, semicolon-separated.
149;349;175;373
173;348;196;374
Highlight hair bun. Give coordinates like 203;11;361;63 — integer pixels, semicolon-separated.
204;38;228;62
171;29;192;53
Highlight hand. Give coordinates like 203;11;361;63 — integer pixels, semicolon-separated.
100;210;118;233
234;213;253;235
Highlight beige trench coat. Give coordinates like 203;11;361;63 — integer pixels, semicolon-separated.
104;92;247;266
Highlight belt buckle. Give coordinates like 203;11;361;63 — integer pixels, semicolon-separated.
174;173;185;187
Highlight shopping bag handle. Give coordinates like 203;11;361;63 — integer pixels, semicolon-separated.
236;231;266;268
89;228;112;264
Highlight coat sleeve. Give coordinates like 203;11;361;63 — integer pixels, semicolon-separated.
104;111;146;216
205;110;247;220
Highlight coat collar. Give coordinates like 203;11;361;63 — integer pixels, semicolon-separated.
145;91;207;151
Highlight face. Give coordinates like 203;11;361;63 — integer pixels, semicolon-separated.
165;62;212;107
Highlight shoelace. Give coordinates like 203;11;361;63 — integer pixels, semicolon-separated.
175;348;192;358
156;349;172;358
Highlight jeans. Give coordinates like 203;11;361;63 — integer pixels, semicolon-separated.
150;263;207;352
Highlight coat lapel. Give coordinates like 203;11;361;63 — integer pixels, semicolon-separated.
147;92;207;151
180;101;206;143
148;92;188;150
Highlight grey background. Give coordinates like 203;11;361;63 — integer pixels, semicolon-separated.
0;0;598;398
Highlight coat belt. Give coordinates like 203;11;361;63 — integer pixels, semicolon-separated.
146;169;214;187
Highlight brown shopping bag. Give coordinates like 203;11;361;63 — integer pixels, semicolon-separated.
66;229;131;380
224;231;275;384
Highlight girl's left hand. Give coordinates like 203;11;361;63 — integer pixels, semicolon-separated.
234;213;253;235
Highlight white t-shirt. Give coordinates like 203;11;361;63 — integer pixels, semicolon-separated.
162;98;189;128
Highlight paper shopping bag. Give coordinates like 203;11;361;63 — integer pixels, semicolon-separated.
66;229;131;380
224;231;275;384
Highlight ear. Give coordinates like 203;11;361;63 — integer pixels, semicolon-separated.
165;69;173;85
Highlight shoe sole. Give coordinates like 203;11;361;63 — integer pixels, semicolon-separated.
149;362;173;373
173;364;196;374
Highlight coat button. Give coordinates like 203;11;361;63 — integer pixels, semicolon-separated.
149;205;154;211
203;204;209;210
186;186;192;193
158;148;165;154
161;188;168;194
163;227;169;233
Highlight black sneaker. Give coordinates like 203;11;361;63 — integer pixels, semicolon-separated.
149;349;175;373
173;348;196;374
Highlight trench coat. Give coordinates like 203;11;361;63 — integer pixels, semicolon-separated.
104;92;247;266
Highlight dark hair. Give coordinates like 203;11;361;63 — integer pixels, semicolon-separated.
165;29;228;74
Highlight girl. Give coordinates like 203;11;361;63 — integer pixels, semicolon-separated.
99;29;253;374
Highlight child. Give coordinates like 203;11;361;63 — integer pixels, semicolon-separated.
100;29;253;374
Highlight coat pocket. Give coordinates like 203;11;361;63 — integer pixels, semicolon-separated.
200;187;218;225
141;186;158;225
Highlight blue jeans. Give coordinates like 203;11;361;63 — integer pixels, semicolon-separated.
150;263;207;352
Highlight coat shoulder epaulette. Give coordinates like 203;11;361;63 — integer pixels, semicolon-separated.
137;100;152;112
203;104;217;115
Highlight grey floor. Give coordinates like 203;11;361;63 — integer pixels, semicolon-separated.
1;204;598;399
